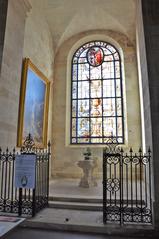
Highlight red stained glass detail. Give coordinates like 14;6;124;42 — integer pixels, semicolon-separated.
87;47;103;66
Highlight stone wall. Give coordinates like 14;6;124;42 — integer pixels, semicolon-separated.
23;3;54;143
0;0;54;149
0;0;30;149
23;5;53;80
52;30;142;178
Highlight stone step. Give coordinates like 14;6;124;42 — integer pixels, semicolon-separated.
49;200;102;211
49;196;146;206
49;196;102;204
21;207;154;237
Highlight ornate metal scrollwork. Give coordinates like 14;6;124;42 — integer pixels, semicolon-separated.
106;178;120;193
103;143;152;225
21;133;36;154
0;134;50;217
103;137;121;155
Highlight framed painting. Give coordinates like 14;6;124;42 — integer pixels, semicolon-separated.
17;58;50;148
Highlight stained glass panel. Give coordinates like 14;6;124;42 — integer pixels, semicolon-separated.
78;138;90;143
107;44;116;54
78;100;89;117
117;137;123;143
103;48;111;55
102;62;114;78
72;118;76;137
90;65;101;79
117;117;123;136
78;118;89;137
91;138;103;143
78;58;87;64
78;81;89;98
115;61;120;78
103;98;116;116
103;80;115;97
104;54;114;61
116;79;121;97
78;64;89;81
72;64;77;81
90;80;102;98
114;52;119;60
72;138;77;143
73;58;78;64
117;98;122;116
91;118;102;137
87;47;104;66
72;100;76;117
80;49;87;58
72;82;77;99
103;117;116;137
71;41;124;144
91;99;102;117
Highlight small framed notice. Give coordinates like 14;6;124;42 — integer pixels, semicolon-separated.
15;154;36;189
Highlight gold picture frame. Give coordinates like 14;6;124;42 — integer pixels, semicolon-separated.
17;58;50;148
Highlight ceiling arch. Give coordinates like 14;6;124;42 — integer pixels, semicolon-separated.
28;0;136;52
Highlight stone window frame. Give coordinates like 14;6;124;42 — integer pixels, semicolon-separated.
65;34;130;148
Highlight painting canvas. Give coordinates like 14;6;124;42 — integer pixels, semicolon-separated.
17;58;50;148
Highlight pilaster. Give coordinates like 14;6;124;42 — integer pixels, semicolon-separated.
142;0;159;228
0;0;8;75
0;0;32;148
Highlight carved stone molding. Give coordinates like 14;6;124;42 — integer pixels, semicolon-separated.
8;0;32;19
21;0;32;16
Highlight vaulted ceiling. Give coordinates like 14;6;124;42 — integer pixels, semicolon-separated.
29;0;136;50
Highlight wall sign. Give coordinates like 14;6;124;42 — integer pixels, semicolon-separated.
15;154;36;189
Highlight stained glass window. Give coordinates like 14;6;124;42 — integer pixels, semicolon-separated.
71;41;124;144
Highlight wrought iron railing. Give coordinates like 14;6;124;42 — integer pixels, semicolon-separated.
103;138;152;225
0;134;50;217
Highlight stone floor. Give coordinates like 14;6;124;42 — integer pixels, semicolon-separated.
5;227;157;239
49;178;146;200
3;178;156;238
49;178;103;198
12;178;153;238
23;207;103;227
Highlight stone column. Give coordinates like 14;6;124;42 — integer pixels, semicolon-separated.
0;0;31;148
136;0;152;152
0;0;8;75
141;0;159;228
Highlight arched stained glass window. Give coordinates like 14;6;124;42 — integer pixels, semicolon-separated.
71;41;124;144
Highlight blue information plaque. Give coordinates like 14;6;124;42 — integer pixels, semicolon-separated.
15;155;36;189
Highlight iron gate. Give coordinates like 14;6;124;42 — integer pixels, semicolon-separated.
0;134;50;217
103;138;152;225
